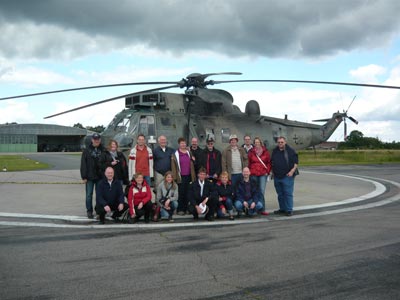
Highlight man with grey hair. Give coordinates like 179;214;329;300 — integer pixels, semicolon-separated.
153;135;175;188
270;136;298;216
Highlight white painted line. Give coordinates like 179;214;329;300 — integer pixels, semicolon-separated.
0;171;385;222
296;171;386;210
0;173;398;229
0;212;94;222
0;218;268;229
276;176;400;220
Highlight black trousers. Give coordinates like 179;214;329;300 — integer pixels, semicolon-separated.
177;175;191;213
133;201;153;221
189;196;218;219
95;202;129;222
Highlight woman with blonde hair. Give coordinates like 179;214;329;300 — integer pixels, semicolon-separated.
127;172;152;223
156;171;179;222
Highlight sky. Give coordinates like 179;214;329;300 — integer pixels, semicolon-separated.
1;0;400;142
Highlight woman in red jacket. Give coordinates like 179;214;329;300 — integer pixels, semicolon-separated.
127;173;152;223
247;137;271;216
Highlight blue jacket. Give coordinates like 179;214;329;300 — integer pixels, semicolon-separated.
153;146;175;175
96;178;125;208
235;177;263;203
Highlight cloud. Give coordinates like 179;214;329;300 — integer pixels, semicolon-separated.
1;0;400;60
0;100;35;123
349;64;387;83
0;66;75;87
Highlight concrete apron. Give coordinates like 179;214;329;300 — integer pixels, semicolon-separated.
0;169;392;228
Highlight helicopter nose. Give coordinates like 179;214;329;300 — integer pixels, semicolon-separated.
114;134;133;149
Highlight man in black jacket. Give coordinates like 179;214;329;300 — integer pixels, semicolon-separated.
95;167;129;224
270;136;298;216
80;133;106;219
188;167;218;221
190;137;203;174
200;138;222;183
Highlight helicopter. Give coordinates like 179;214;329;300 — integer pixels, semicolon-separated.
2;72;400;152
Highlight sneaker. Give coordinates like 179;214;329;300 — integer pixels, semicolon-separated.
168;216;174;223
273;210;285;215
87;211;94;219
260;211;269;216
286;211;293;217
229;215;235;221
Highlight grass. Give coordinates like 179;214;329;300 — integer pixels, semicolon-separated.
1;150;400;171
0;155;50;171
299;149;400;166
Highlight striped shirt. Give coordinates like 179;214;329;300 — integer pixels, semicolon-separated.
231;148;242;174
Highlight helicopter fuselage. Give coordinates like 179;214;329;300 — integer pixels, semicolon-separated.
97;89;343;152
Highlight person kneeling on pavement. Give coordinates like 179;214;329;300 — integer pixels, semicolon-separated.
95;167;129;224
127;172;153;223
234;167;264;217
215;171;235;220
156;171;179;222
188;167;218;221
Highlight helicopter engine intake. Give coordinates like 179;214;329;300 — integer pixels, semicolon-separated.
245;100;260;117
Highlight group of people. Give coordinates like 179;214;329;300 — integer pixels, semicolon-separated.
80;132;298;224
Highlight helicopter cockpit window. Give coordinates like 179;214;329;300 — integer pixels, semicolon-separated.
115;114;132;133
139;115;155;137
221;128;231;143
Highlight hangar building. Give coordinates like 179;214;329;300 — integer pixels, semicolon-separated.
0;123;90;152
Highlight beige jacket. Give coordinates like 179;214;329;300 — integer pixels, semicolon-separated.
221;146;248;179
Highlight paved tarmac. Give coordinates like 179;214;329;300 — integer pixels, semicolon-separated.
0;154;399;299
0;165;380;221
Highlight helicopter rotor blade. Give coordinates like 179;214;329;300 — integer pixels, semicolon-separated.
345;95;357;113
187;72;242;79
44;84;179;119
312;118;330;122
0;81;179;101
348;116;359;124
212;79;400;90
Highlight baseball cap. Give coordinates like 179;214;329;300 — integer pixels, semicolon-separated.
92;133;101;139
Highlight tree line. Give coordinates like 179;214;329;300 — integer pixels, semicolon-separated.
338;130;400;149
73;123;105;133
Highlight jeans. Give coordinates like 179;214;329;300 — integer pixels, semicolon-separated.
231;173;242;189
217;197;234;217
234;199;263;215
160;200;178;218
143;176;151;186
85;179;99;213
273;176;295;212
251;175;268;211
